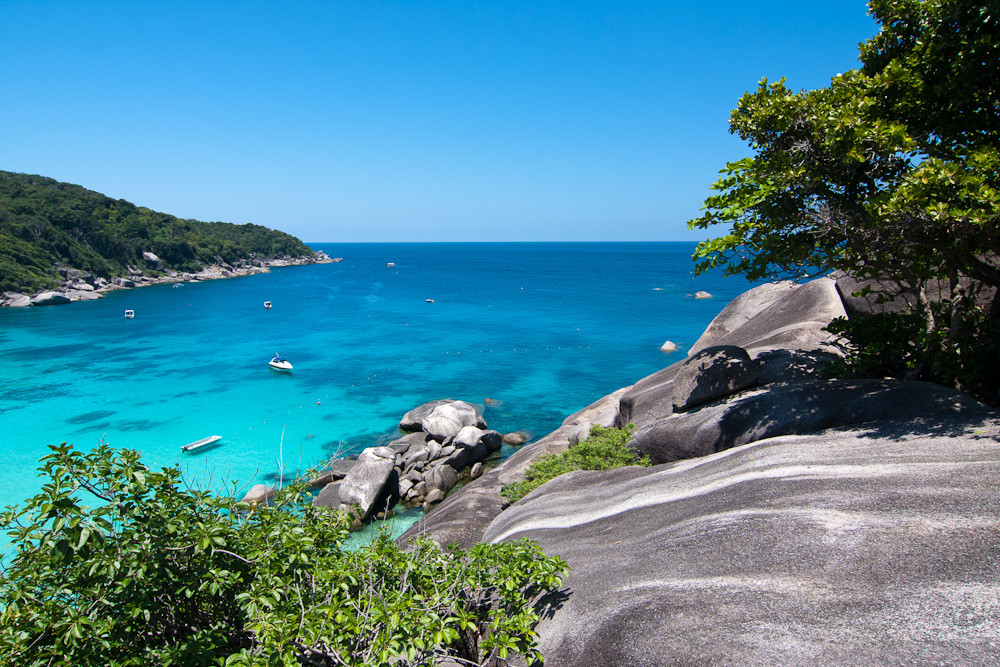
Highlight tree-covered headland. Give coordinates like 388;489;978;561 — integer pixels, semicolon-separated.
0;170;315;294
689;0;1000;403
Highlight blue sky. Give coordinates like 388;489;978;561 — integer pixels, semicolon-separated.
1;1;877;242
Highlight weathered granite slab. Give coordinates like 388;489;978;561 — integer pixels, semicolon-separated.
484;416;1000;666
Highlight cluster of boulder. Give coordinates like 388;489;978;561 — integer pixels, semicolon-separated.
0;251;338;308
298;400;527;521
395;275;1000;665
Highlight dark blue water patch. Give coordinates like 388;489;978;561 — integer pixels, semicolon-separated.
171;390;200;399
71;422;114;437
117;418;168;431
66;409;117;424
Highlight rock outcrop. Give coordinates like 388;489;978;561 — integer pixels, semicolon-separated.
317;399;510;522
484;416;1000;666
392;274;1000;664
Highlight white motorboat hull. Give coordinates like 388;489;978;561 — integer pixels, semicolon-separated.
182;435;222;452
269;361;293;371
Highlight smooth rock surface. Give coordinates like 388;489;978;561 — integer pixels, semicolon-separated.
338;447;398;519
240;484;276;505
670;345;759;412
311;481;342;508
30;291;71;306
422;401;488;442
629;378;989;463
688;277;844;356
484;417;1000;666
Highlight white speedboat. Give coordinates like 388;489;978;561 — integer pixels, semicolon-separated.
269;354;293;371
181;435;222;453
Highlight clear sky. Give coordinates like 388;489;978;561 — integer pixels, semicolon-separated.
1;1;877;243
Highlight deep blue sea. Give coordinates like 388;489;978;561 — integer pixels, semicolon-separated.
0;242;754;550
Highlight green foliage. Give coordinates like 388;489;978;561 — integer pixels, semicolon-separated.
688;0;1000;403
0;171;314;293
826;303;1000;403
502;425;647;504
0;442;568;666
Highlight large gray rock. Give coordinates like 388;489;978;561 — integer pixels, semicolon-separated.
30;291;71;306
240;484;276;505
619;278;846;430
832;271;997;318
338;447;399;519
452;425;485;449
484;416;1000;666
422;401;487;442
399;400;453;432
629;379;989;464
311;481;342;508
670;345;759;412
688;277;846;357
3;292;32;307
424;464;459;495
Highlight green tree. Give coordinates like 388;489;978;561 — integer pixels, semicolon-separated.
0;441;568;666
688;0;1000;401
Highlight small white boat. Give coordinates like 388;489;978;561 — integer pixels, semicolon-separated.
181;435;222;453
425;299;434;303
385;262;396;267
269;354;293;371
264;301;272;309
124;309;135;319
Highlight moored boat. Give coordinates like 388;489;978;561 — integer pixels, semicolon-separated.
181;435;222;453
269;354;293;371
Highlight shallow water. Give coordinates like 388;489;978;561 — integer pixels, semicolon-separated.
0;242;754;547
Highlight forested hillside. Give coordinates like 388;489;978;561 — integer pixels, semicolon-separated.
0;170;314;293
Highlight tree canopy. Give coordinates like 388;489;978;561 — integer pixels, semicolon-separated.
689;0;999;289
688;0;1000;401
0;171;315;293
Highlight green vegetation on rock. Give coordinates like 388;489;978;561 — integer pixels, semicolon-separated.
688;0;1000;403
0;170;314;293
0;442;568;666
502;425;648;504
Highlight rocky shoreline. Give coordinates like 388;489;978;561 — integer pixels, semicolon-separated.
0;251;342;308
380;275;1000;665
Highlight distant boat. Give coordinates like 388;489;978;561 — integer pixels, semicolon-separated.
385;262;396;267
181;435;222;453
172;283;184;288
124;309;135;319
269;354;293;371
264;301;272;309
425;299;434;303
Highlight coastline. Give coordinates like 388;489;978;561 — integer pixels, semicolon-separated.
0;251;341;308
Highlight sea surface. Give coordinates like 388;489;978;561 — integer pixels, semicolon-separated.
0;242;755;551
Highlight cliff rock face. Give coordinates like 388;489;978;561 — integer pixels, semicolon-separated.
397;276;1000;664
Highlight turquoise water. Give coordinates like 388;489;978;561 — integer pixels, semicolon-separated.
0;242;752;530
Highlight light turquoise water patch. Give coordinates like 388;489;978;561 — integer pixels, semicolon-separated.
0;243;756;552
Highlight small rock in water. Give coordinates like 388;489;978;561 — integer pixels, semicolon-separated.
694;290;713;299
660;340;678;353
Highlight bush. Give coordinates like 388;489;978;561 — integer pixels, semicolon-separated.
501;424;648;504
0;441;569;666
826;303;1000;406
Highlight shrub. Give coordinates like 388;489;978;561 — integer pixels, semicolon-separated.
0;441;568;666
501;424;648;504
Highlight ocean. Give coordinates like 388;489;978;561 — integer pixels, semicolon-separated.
0;242;754;548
